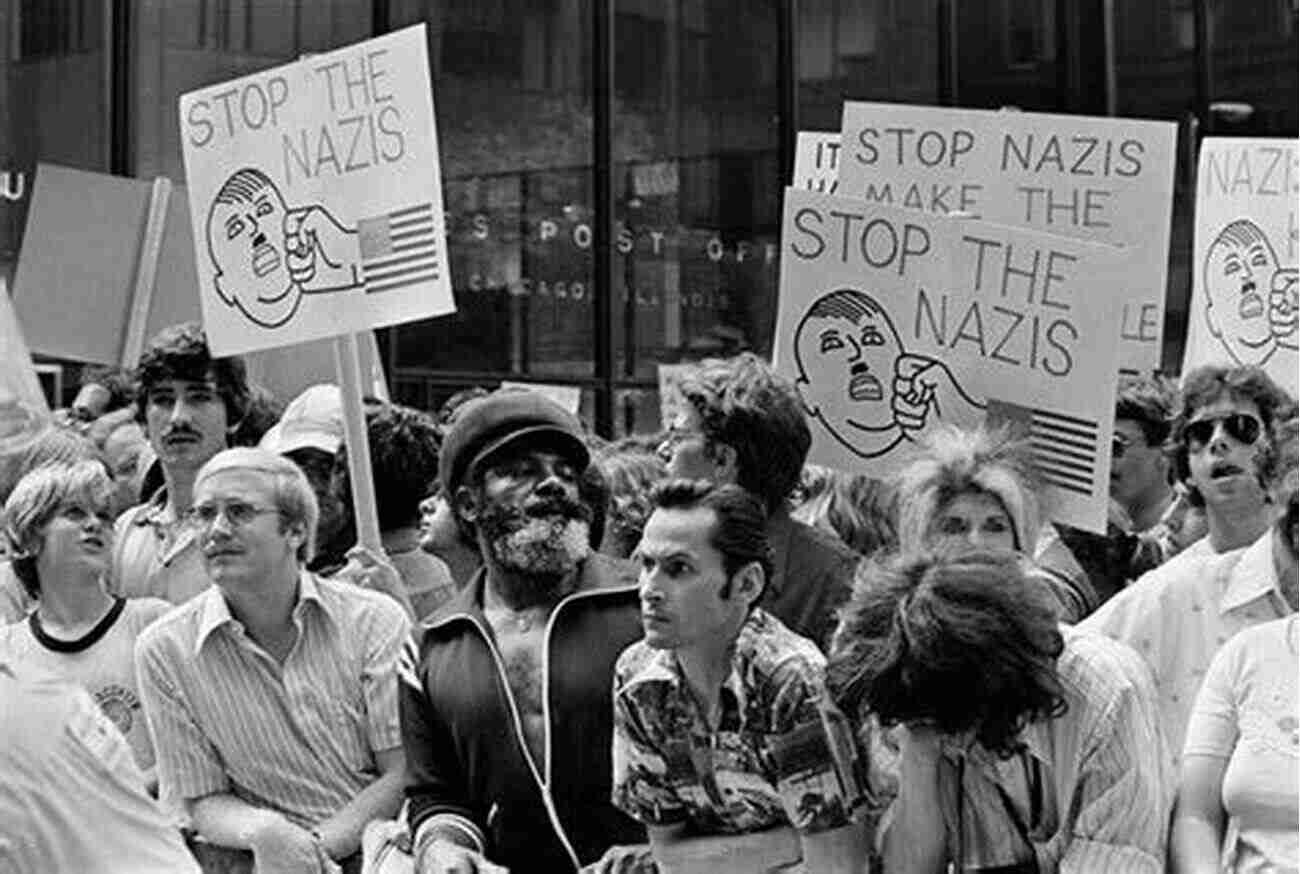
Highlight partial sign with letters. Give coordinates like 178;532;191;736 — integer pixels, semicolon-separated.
179;24;453;356
837;102;1177;372
773;187;1137;533
793;132;841;194
1182;137;1297;396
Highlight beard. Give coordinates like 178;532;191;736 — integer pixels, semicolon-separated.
478;494;593;606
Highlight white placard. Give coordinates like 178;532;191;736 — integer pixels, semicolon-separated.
1182;137;1298;396
179;25;454;356
0;277;51;453
793;131;841;194
838;102;1177;372
773;187;1138;533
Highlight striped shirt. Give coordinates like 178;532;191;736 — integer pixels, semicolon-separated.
134;570;410;827
864;627;1171;873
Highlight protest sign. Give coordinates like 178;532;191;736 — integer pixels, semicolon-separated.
837;102;1176;372
179;23;453;357
0;277;50;454
793;132;841;194
12;164;201;365
1181;137;1297;396
772;186;1137;533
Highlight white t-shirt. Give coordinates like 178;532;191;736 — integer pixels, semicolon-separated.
0;661;199;874
1184;615;1300;873
0;597;172;771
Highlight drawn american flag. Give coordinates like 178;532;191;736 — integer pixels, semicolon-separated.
986;399;1101;497
358;203;440;294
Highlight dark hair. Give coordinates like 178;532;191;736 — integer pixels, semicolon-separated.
650;479;774;600
676;353;811;514
1169;365;1297;507
229;383;283;447
339;404;441;532
134;322;250;427
1114;374;1175;447
792;469;898;557
595;443;668;558
78;365;136;412
827;550;1067;759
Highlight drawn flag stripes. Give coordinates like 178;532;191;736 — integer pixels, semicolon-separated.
1028;407;1101;496
358;203;440;294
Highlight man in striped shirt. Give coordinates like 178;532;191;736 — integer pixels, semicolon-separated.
136;448;410;874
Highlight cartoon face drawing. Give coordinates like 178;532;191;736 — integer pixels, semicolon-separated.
794;288;906;458
1204;219;1280;366
207;168;301;329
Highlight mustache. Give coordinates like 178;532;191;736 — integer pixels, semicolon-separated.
163;425;202;441
523;495;593;522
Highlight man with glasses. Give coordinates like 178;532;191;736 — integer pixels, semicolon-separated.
136;448;410;874
1082;364;1297;785
658;354;858;651
113;322;251;605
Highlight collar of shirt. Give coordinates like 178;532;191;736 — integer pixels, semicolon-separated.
622;611;781;732
131;487;198;566
1220;527;1286;615
193;569;329;657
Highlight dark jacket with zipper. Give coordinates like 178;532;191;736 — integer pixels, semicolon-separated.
399;552;645;871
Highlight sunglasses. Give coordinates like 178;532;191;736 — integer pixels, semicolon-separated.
1111;433;1134;460
1185;413;1263;448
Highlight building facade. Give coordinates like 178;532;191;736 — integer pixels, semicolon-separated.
1;0;1295;435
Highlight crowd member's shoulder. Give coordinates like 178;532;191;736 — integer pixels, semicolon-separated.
1058;624;1158;701
1079;536;1236;634
134;591;209;655
122;596;176;631
316;571;411;628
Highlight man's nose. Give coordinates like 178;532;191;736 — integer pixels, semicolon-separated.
846;334;862;362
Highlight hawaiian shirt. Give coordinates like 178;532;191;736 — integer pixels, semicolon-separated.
611;609;861;836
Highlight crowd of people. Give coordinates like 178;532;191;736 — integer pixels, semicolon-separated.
0;319;1296;874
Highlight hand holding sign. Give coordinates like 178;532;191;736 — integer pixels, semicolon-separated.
284;205;362;292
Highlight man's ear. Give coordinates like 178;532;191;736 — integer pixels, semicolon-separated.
730;560;765;608
454;484;481;526
707;442;740;485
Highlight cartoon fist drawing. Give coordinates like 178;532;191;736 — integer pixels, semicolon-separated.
794;288;982;460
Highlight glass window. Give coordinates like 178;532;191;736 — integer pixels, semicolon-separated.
386;0;594;387
1;0;109;277
611;0;782;436
797;0;941;130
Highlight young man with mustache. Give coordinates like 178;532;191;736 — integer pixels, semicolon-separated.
399;391;647;873
113;322;251;605
1081;364;1297;785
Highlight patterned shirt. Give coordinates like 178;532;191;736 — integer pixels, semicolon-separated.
112;488;211;605
861;628;1170;873
1080;529;1293;784
611;609;860;836
135;571;410;827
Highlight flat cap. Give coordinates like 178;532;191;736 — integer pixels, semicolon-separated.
438;390;589;495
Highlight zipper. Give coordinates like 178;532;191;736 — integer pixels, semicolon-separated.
431;581;637;870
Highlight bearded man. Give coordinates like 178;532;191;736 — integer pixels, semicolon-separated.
398;391;648;873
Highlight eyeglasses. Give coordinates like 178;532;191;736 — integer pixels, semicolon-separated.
186;501;281;528
1185;413;1263;448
